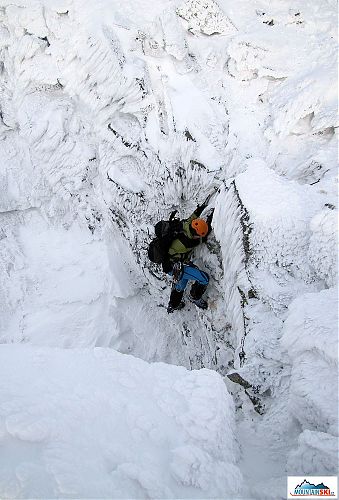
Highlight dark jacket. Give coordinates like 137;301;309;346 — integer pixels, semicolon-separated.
163;205;212;272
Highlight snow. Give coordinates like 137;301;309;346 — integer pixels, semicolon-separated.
0;0;337;496
287;430;338;476
308;208;338;287
282;287;338;366
281;288;338;452
0;345;242;499
0;210;113;347
177;0;237;36
213;182;250;346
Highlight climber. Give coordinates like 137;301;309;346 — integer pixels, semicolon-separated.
165;202;214;314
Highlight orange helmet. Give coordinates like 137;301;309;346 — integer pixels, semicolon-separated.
191;218;208;237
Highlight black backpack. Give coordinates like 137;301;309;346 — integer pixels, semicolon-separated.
148;212;183;265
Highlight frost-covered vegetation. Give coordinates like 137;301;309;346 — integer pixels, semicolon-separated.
0;0;337;497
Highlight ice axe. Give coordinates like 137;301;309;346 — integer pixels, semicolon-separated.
200;186;219;208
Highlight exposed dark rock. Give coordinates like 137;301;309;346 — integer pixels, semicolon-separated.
184;129;196;142
227;371;251;389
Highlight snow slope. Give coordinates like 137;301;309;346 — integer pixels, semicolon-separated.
0;0;337;497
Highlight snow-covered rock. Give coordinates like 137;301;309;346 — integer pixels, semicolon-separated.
282;287;338;474
213;181;250;347
0;345;243;499
308;207;338;287
177;0;237;36
234;159;326;315
287;429;338;476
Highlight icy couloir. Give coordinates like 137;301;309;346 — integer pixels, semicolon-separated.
0;344;243;499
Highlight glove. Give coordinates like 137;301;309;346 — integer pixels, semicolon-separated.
162;259;173;274
206;208;215;226
196;190;218;216
195;203;207;217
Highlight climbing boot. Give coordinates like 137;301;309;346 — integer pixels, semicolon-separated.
190;282;207;300
189;296;208;310
167;301;185;313
189;282;208;309
167;288;184;314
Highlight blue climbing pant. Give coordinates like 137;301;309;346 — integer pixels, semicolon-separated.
174;264;209;292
